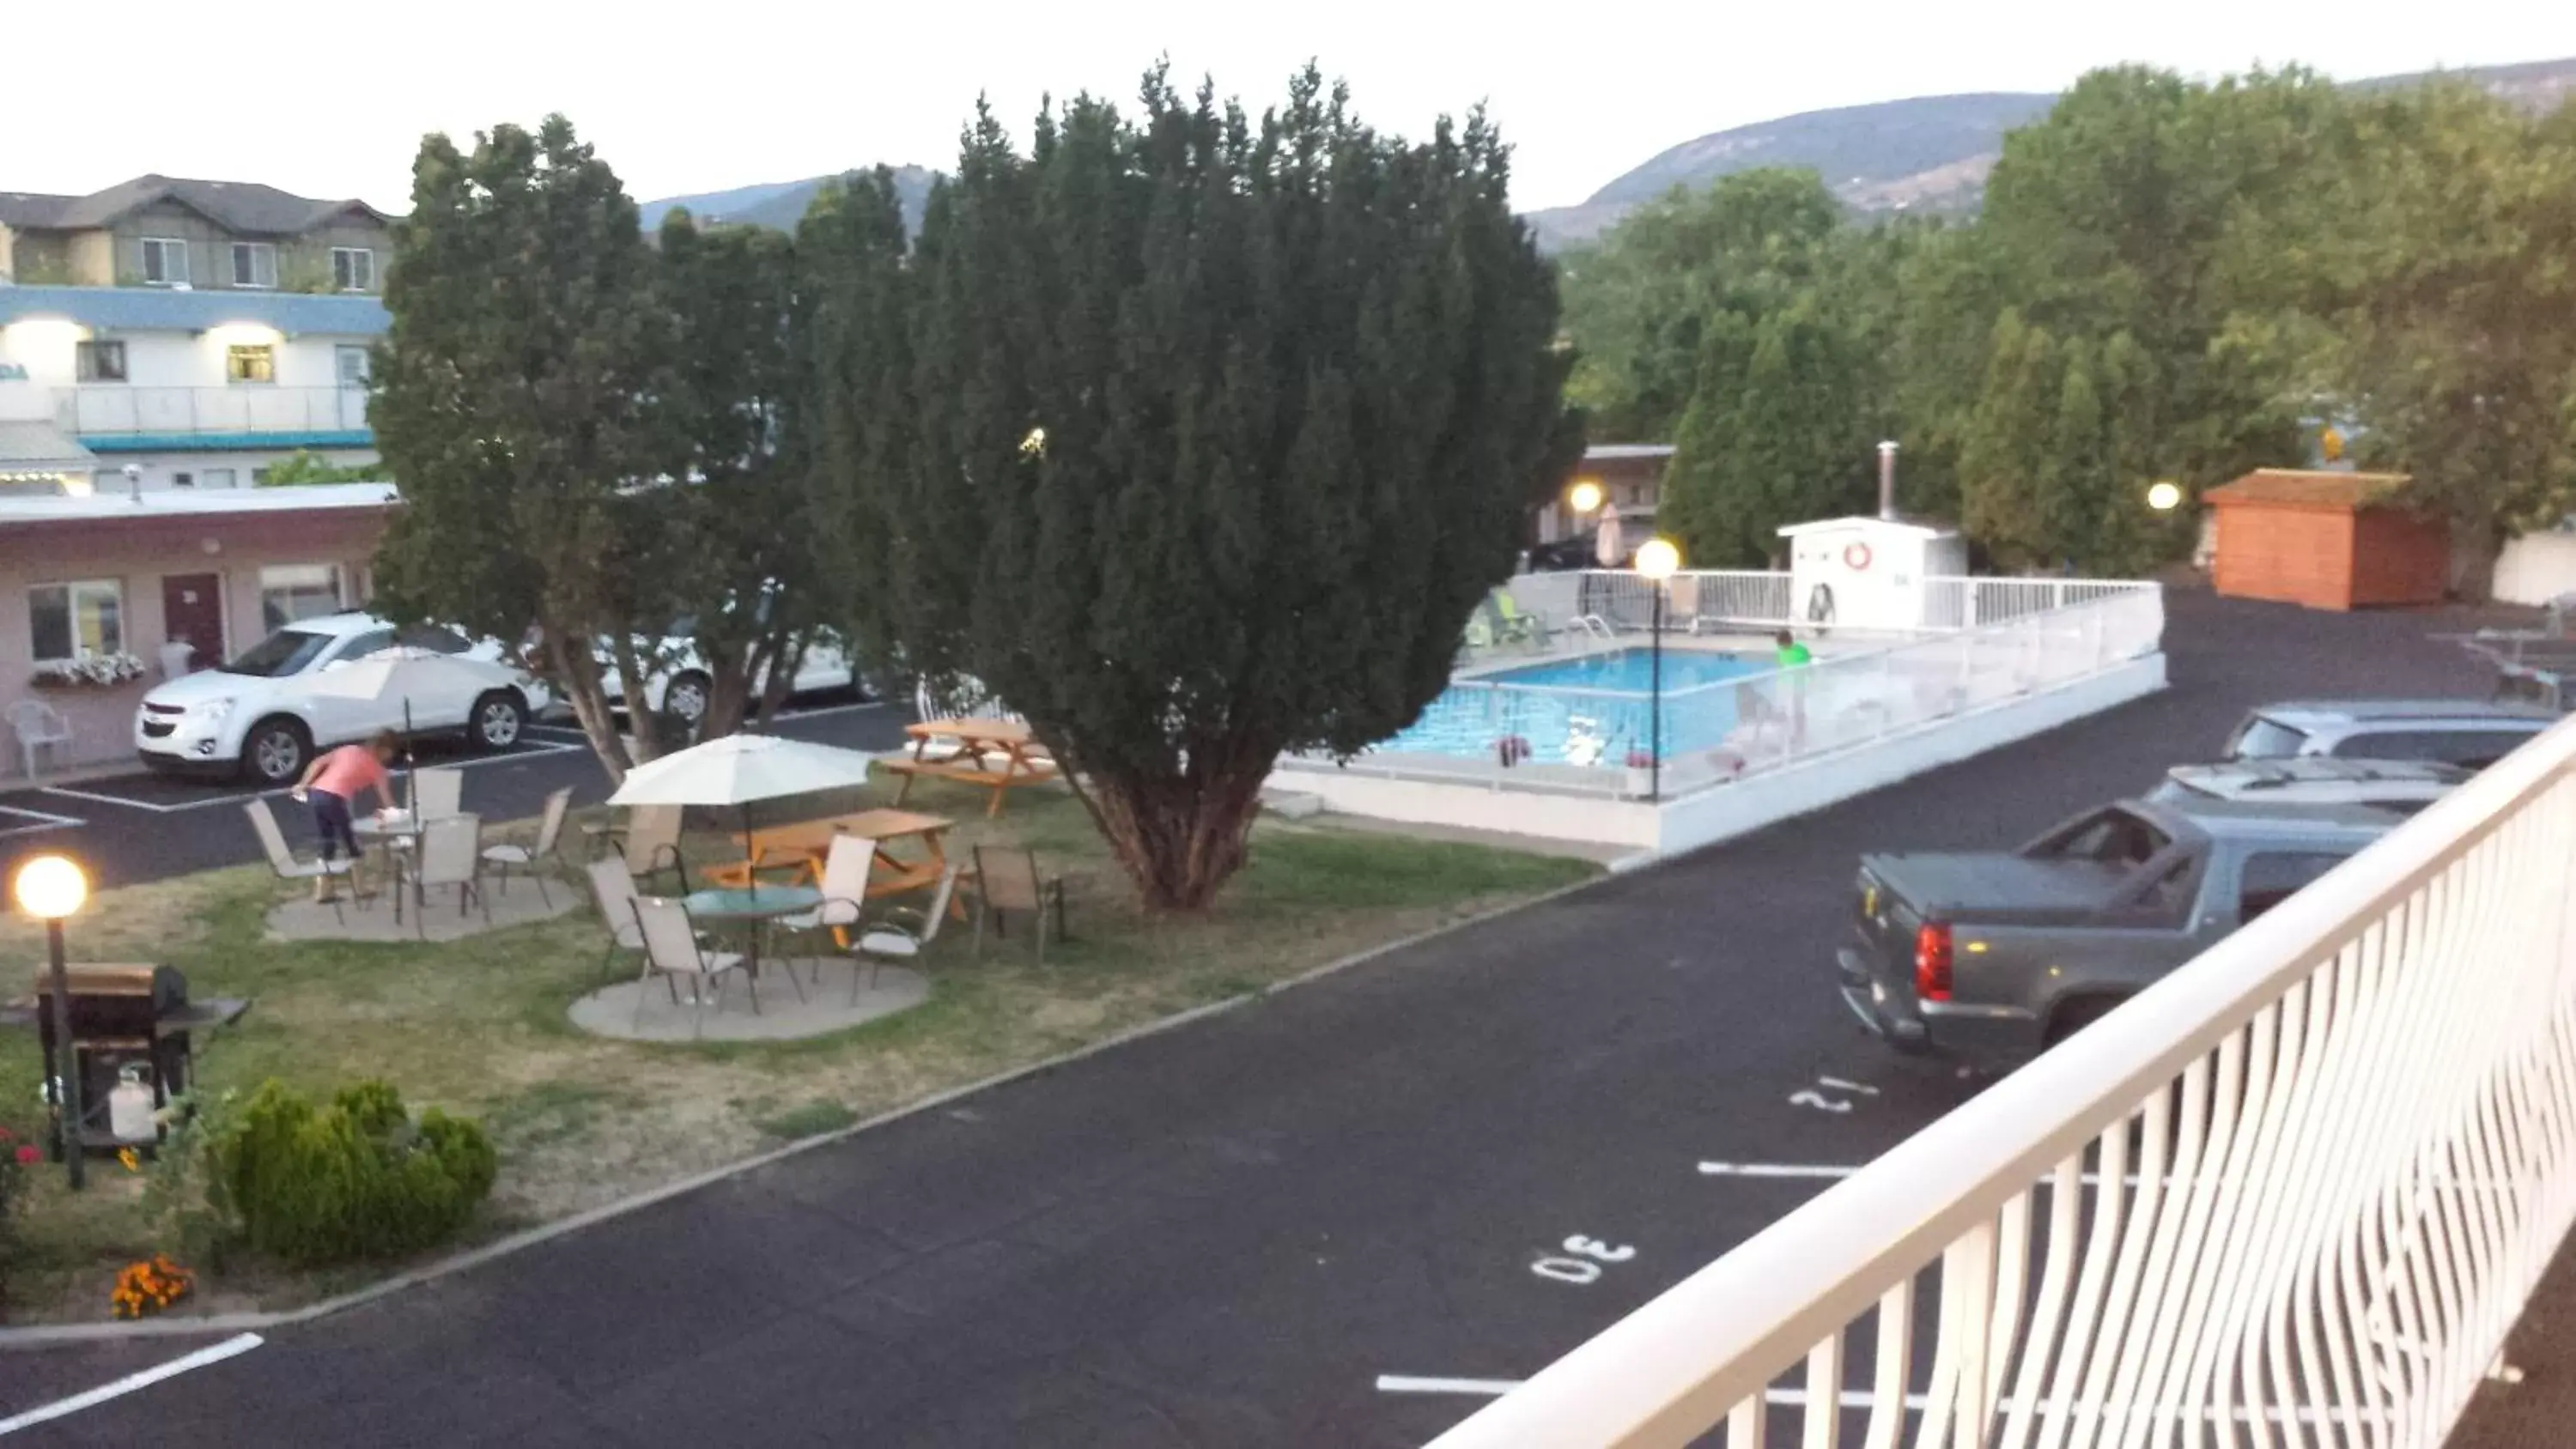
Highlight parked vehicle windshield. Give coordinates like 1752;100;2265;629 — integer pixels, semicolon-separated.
221;627;335;678
2025;806;2172;867
2227;715;2312;759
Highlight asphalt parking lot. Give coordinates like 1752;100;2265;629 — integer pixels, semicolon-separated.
0;694;913;893
0;591;2522;1446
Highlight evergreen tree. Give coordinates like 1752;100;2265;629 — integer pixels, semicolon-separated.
652;211;829;737
369;116;673;776
829;68;1576;909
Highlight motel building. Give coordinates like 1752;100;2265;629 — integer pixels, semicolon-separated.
0;285;397;778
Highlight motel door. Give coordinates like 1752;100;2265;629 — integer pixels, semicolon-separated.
161;573;225;673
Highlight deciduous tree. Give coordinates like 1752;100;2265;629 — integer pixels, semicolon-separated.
369;116;672;778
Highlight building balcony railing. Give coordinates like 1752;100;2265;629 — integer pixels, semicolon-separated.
57;385;372;440
1428;707;2576;1448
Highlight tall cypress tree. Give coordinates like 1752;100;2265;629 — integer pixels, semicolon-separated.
829;67;1576;909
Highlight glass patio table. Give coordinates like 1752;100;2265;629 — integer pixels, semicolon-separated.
681;885;823;988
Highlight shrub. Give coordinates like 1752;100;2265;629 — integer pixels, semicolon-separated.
208;1080;497;1266
0;1124;36;1309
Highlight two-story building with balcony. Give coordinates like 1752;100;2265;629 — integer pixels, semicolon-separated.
0;174;392;295
0;284;386;493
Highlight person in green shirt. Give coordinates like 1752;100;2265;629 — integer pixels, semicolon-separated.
1774;630;1813;667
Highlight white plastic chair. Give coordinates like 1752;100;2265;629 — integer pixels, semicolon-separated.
244;797;354;924
7;700;72;779
630;896;752;1035
405;812;487;936
483;786;570;906
848;864;963;1001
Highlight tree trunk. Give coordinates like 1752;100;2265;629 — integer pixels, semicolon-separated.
544;628;635;783
697;638;759;743
754;633;806;727
1065;735;1275;912
606;634;671;763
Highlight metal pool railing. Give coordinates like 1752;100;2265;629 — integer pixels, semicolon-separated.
1429;712;2576;1448
1332;586;2166;796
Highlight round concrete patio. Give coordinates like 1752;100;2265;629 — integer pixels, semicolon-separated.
568;958;929;1041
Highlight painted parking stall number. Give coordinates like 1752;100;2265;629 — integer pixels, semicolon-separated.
1531;1234;1636;1286
1789;1075;1880;1113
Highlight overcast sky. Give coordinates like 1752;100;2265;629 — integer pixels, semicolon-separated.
5;3;2572;215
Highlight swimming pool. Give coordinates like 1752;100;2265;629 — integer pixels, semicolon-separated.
1370;648;1765;767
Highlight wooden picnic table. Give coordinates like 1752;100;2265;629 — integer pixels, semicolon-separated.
884;718;1060;818
708;809;963;912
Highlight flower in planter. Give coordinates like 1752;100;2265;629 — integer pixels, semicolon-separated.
110;1255;193;1319
10;1145;33;1166
29;652;148;689
1624;748;1655;771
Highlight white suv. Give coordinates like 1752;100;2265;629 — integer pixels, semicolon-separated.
599;628;859;728
135;612;552;784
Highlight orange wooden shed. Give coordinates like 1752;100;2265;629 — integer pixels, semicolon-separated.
2204;469;2449;611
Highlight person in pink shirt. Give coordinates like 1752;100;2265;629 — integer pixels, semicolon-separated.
290;731;398;900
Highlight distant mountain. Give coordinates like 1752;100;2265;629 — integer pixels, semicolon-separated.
1524;56;2576;252
637;166;940;236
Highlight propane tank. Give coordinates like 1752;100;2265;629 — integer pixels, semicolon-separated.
108;1064;157;1144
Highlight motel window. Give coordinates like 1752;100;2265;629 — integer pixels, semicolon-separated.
75;340;127;382
229;241;276;288
28;580;125;663
200;467;237;489
336;344;371;387
331;247;375;292
227;344;276;384
173;471;195;488
258;564;343;633
139;238;189;287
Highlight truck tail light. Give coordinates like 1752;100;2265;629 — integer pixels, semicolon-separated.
1914;922;1954;1003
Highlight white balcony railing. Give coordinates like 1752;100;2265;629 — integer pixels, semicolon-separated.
57;385;371;437
1431;712;2576;1447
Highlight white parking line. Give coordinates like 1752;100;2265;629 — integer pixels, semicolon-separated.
1698;1161;1861;1179
39;740;585;815
0;803;86;839
0;1332;262;1436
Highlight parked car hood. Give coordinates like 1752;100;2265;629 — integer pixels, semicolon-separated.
139;670;270;709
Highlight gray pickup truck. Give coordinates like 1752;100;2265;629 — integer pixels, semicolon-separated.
1835;797;2401;1065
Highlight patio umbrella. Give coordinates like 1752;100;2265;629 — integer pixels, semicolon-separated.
1595;508;1626;568
303;647;514;800
605;733;883;897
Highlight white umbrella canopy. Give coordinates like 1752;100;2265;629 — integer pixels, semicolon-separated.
1594;509;1627;568
303;647;507;708
606;732;880;810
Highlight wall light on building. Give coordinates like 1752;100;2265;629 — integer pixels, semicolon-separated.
1;316;91;358
203;323;283;348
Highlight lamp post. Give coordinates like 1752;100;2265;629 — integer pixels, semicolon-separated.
15;854;90;1189
2146;481;2183;512
1632;537;1682;802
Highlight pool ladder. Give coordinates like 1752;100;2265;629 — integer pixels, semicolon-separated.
1571;615;1617;641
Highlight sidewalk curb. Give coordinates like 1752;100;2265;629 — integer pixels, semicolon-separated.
0;864;1617;1349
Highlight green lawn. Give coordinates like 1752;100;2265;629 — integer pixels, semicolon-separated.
0;775;1595;1322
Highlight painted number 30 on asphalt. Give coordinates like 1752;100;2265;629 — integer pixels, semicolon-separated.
1531;1235;1635;1286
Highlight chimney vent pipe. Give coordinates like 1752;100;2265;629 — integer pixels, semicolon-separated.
1876;441;1899;521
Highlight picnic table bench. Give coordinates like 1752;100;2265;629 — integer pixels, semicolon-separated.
886;718;1060;818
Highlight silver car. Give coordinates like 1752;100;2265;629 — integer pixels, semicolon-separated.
2147;756;2469;818
2221;699;2553;771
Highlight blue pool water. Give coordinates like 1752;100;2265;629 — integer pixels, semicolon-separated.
1485;650;1763;694
1372;649;1765;767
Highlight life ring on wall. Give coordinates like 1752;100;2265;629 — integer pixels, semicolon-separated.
1843;541;1874;572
